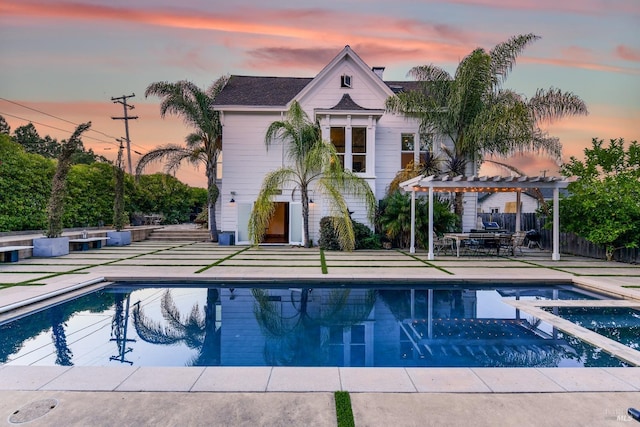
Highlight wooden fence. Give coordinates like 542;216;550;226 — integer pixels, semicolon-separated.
478;213;639;264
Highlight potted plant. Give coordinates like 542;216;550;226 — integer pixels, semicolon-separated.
107;141;131;246
33;123;91;257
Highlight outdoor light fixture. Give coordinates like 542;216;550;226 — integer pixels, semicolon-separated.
230;191;236;204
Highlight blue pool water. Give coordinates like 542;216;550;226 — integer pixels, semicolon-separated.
0;282;627;368
542;306;640;351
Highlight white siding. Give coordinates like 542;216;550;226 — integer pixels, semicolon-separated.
478;192;540;214
217;48;481;243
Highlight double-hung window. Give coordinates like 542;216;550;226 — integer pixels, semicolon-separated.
330;126;367;173
401;133;432;169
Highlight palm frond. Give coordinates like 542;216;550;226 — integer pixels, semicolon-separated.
249;168;296;244
490;33;540;87
528;87;589;123
135;144;194;177
131;303;183;345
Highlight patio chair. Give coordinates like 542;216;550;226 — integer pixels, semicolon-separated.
499;234;514;256
512;231;527;256
433;234;455;256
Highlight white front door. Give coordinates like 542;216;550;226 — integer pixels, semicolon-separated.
236;203;252;244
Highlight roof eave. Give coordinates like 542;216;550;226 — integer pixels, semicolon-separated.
213;105;288;113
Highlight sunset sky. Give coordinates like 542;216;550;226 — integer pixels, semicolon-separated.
1;0;638;187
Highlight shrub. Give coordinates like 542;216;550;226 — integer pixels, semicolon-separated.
378;190;458;249
319;216;381;250
319;216;341;250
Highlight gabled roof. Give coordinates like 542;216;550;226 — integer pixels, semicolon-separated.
294;45;395;104
213;46;423;110
213;76;421;109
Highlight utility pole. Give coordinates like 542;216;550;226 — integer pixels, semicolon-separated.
111;94;138;174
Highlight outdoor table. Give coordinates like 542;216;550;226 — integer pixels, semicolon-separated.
443;233;511;257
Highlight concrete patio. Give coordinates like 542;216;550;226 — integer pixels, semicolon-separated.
1;229;639;426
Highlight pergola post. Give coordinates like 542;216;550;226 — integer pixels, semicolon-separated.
409;190;416;254
428;186;434;260
552;187;560;261
515;190;521;232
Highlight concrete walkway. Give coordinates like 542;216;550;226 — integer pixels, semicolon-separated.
1;231;640;426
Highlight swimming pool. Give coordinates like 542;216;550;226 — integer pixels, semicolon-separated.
541;306;640;351
0;282;628;368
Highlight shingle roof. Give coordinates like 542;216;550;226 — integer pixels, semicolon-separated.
213;75;422;107
213;76;313;107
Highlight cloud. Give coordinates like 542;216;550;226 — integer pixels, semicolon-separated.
615;45;640;62
521;56;640;75
243;43;445;74
443;0;640;15
0;1;477;65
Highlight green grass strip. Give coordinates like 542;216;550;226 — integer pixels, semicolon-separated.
195;246;253;273
320;249;328;274
334;391;355;427
400;250;454;275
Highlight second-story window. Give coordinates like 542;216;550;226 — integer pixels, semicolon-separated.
331;127;346;168
401;132;432;169
352;127;367;173
331;126;367;173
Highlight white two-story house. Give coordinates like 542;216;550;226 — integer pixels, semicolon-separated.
213;46;473;245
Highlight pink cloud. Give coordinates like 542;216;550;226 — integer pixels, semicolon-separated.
560;46;594;62
615;45;640;62
443;0;640;15
0;1;477;68
521;56;640;75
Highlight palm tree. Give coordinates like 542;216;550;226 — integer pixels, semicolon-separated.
137;77;228;241
132;288;221;366
250;101;376;250
386;33;588;216
46;122;91;238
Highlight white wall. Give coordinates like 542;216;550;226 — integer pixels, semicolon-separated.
478;192;539;214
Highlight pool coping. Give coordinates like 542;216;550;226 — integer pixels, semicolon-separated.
1;365;639;393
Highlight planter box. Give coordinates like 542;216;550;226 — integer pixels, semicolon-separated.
219;232;235;246
33;237;70;257
106;230;131;246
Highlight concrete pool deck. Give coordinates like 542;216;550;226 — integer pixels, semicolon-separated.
1;232;640;426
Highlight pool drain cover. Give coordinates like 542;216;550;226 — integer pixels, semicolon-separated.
8;399;58;424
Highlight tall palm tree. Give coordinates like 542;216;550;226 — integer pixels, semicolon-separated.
132;288;221;366
250;101;376;250
386;33;588;215
137;77;228;241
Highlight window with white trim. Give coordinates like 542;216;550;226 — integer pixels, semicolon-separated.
330;126;367;173
401;132;432;169
331;127;345;169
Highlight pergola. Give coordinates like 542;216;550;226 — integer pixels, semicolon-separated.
399;174;574;261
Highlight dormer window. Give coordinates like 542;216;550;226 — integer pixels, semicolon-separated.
340;74;352;88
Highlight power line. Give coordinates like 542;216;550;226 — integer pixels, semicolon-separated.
0;97;120;141
0;111;119;146
0;97;148;152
